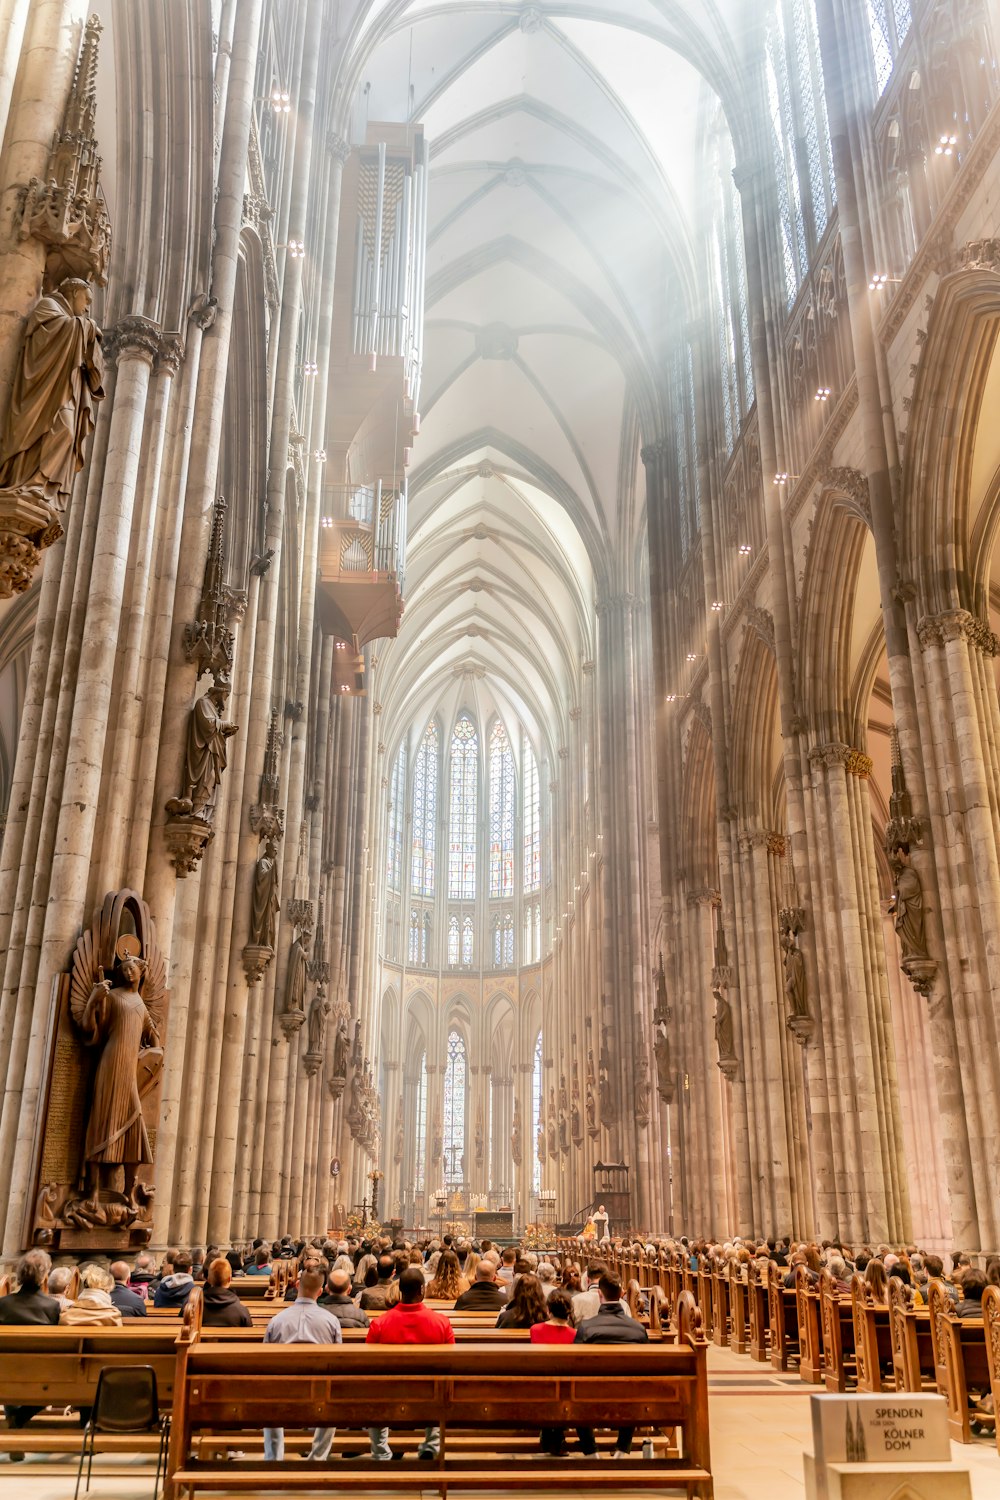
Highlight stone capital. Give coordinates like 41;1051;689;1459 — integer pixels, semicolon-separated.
155;333;185;377
808;741;872;777
916;608;999;657
106;314;160;366
686;887;721;907
328;133;351;163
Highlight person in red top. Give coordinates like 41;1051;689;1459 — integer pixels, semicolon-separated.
532;1291;595;1456
366;1266;454;1459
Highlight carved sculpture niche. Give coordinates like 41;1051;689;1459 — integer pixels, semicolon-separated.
166;496;241;874
27;890;168;1252
0;15;111;597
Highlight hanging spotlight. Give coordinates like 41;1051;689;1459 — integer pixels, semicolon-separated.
814;386;831;402
313;448;327;463
711;600;724;613
934;133;958;156
686;652;697;662
738;543;752;556
271;89;291;113
868;272;899;290
303;359;318;377
773;472;799;485
283;237;306;259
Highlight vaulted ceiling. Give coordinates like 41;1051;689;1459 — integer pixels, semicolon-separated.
335;2;752;758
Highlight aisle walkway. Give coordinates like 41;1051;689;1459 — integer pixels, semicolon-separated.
0;1345;995;1499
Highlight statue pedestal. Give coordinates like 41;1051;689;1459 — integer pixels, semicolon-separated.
303;1049;323;1077
717;1054;739;1081
787;1014;815;1045
902;957;937;998
279;1007;305;1038
242;942;274;984
0;486;62;597
163;807;214;874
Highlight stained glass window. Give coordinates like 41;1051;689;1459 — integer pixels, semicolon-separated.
387;742;406;892
766;0;836;307
462;915;474;966
522;735;540;893
492;914;501;967
414;1051;427;1193
448;715;478;900
411;721;438;897
532;1032;543;1194
448;914;460;965
489;721;515;898
443;1029;466;1183
866;0;911;96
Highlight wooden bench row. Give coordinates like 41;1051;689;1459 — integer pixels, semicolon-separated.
163;1286;713;1498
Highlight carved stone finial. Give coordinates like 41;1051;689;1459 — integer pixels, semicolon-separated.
183;495;235;682
18;14;112;290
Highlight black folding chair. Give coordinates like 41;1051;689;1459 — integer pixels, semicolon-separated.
74;1364;169;1500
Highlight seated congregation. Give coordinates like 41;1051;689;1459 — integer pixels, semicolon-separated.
0;1224;997;1495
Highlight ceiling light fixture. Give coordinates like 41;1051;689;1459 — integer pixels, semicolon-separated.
283;237;305;259
313;448;326;462
773;472;799;486
738;543;752;555
711;600;724;613
686;652;697;662
934;133;958;156
814;386;831;402
303;360;318;376
868;272;899;290
270;89;291;113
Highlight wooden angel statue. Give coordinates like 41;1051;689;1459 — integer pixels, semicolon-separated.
69;913;165;1221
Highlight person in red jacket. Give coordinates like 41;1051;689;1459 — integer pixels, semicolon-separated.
366;1266;453;1460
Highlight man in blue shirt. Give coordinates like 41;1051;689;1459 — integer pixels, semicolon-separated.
262;1268;342;1462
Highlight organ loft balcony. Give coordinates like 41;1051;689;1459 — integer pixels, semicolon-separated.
317;482;407;696
317;123;425;692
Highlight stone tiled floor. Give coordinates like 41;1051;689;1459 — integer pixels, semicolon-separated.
0;1345;995;1498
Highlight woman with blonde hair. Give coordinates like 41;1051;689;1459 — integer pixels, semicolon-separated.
60;1264;122;1326
426;1248;468;1299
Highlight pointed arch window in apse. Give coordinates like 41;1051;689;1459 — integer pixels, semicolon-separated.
489;721;515;898
532;1032;543;1195
449;715;478;900
414;1051;427;1193
443;1029;467;1183
462;915;474;966
523;735;540;894
411;721;438;898
448;914;460;966
387;741;406;892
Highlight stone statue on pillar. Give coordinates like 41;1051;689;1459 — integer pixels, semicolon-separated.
249;836;281;950
585;1046;598;1136
547;1085;558;1160
634;1034;651;1127
888;842;928;962
0;14;111;597
536;1119;546;1165
303;988;329;1075
712;909;739;1080
570;1062;582;1145
328;1013;350;1099
280;902;312;1036
393;1096;404;1165
511;1096;522;1165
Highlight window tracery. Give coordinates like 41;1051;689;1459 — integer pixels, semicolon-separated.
449;715;478;900
443;1028;466;1182
411;721;438;898
489;720;515;899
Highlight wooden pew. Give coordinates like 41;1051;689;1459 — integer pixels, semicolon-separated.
711;1265;730;1349
928;1279;996;1443
887;1277;934;1392
819;1271;855;1393
850;1275;893;1393
747;1260;770;1362
982;1285;1000;1456
696;1258;715;1341
728;1267;749;1356
163;1291;714;1499
794;1266;823;1385
767;1262;799;1372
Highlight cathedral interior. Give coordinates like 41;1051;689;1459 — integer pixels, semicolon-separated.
0;0;998;1275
